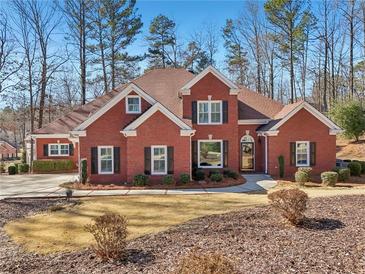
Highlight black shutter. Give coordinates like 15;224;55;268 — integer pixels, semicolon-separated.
144;147;151;175
167;146;174;174
290;142;296;166
310;142;316;166
192;101;197;124
69;144;74;156
91;147;98;174
43;144;48;156
114;147;120;174
192;141;198;167
222;101;228;123
223;140;228;168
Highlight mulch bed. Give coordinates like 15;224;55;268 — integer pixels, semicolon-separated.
1;195;365;273
61;177;245;190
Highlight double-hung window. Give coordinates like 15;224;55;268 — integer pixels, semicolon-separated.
49;144;69;156
126;95;141;114
198;140;223;168
198;101;222;124
151;145;167;175
296;141;309;167
98;146;113;174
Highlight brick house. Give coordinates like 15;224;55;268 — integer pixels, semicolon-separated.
26;66;342;183
0;140;17;160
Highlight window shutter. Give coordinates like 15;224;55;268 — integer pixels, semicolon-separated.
192;101;197;124
290;142;296;166
91;147;98;174
223;140;228;167
114;147;120;174
69;144;74;156
43;144;48;156
192;141;198;167
144;147;151;175
167;146;174;174
222;101;228;123
310;142;316;166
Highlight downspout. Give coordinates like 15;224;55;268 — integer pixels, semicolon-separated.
264;134;268;174
189;131;196;181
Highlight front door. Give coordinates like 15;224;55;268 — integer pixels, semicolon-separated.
241;142;254;170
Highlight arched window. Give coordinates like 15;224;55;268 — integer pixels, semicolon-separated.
241;134;254;143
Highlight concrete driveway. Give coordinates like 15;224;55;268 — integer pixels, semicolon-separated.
0;174;77;200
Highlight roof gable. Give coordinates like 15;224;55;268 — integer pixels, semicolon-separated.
181;66;239;95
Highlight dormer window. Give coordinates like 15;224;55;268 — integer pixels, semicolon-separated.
126;95;141;114
197;101;222;124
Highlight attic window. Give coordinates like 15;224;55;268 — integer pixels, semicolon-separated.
126;95;141;114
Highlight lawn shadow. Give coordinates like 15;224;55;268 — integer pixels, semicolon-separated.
300;217;345;231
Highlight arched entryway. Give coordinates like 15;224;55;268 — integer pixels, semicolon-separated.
240;134;255;171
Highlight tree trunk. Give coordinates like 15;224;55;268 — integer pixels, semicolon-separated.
80;0;86;104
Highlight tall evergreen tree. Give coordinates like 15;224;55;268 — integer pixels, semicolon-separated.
182;41;209;73
146;14;177;69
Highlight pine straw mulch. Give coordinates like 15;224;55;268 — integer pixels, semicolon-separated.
0;195;365;274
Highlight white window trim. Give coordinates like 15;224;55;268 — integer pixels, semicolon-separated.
98;146;114;175
48;143;70;157
296;141;310;167
151;145;167;175
197;100;222;125
198;140;223;169
125;95;141;114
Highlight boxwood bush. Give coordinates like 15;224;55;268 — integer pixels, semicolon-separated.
295;170;309;185
353;160;365;174
133;174;149;186
33;160;74;173
162;175;175;185
8;165;16;175
337;168;350;182
223;169;239;179
179;173;190;184
18;163;29;173
193;169;205;181
210;173;223;182
321;171;338;186
347;162;362;177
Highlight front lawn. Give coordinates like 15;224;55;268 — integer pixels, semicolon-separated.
4;193;267;254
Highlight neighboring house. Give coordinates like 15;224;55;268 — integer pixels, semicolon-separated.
25;66;342;183
0;140;17;160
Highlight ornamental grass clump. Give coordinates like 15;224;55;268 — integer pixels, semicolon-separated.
268;188;309;225
84;213;128;262
175;249;237;274
321;171;338;186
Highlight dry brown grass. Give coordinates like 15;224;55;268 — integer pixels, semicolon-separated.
336;136;365;161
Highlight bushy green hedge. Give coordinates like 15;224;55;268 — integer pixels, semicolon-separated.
163;175;175;185
32;160;74;173
8;165;16;175
18;163;29;173
193;170;205;181
321;171;338;186
353;160;365;174
210;173;223;182
347;162;362;177
223;169;239;179
133;174;149;186
179;173;190;184
295;171;309;185
336;168;350;182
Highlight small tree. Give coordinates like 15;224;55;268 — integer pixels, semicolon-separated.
329;100;365;141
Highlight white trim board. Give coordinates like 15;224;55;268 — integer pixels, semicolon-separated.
30;134;70;139
75;83;156;130
238;119;271;125
121;102;194;137
181;66;239;95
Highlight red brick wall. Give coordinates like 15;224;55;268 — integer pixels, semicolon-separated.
183;72;239;172
267;108;336;176
238;125;265;172
126;111;190;183
36;138;78;164
80;94;151;184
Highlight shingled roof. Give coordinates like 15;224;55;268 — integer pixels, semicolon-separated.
33;68;290;135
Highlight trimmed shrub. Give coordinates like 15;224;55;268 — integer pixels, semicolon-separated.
353;160;365;174
338;168;350;182
321;171;338;186
278;155;284;178
295;170;309;185
0;162;5;173
133;174;149;186
223;169;239;179
298;167;312;176
32;160;74;173
268;188;308;225
8;165;16;175
175;249;237;274
81;160;87;184
208;170;220;177
179;173;190;184
14;163;19;174
347;162;361;176
84;213;128;261
210;173;223;182
193;170;205;181
21;150;26;164
163;175;175;185
18;163;29;173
